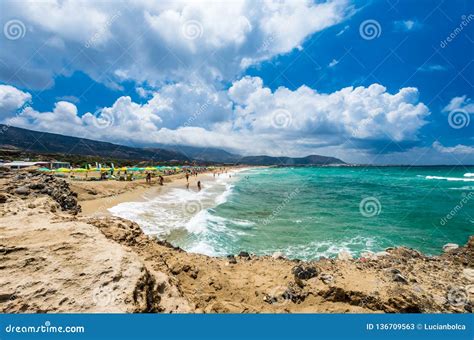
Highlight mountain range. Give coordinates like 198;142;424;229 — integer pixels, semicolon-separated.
0;124;345;165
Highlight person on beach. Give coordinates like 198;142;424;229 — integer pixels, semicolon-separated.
197;181;201;191
146;172;151;184
185;173;189;182
159;175;164;186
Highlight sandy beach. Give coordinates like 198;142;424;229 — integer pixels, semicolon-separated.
76;171;202;215
0;169;473;313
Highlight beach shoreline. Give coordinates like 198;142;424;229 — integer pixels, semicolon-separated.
0;169;472;313
75;167;241;216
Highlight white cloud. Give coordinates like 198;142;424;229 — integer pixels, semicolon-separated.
0;85;31;117
1;0;353;90
443;95;474;114
3;78;431;160
433;141;474;154
393;19;421;32
418;64;447;72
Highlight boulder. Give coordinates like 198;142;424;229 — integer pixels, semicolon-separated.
392;273;408;284
238;251;250;258
227;255;237;264
14;186;30;195
292;265;319;280
443;243;459;253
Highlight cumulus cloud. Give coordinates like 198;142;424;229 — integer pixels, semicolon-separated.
1;0;353;90
432;141;474;154
3;78;431;158
0;85;31;117
443;95;474;114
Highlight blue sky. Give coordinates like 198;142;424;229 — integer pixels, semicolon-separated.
0;0;472;164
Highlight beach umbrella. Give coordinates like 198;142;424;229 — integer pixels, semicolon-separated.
145;167;156;171
37;167;51;172
127;167;140;171
73;168;87;172
56;167;71;172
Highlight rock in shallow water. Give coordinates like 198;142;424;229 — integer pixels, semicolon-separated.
443;243;459;253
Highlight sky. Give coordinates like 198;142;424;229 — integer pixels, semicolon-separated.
0;0;473;165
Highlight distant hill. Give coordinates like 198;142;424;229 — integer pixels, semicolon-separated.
239;155;345;166
152;144;240;163
0;124;188;162
0;124;345;165
155;145;345;165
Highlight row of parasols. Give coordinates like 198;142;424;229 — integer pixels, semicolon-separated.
37;166;212;173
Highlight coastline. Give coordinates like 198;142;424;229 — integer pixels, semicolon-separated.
0;170;472;313
76;169;220;216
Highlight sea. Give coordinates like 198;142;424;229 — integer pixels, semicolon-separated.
109;166;474;260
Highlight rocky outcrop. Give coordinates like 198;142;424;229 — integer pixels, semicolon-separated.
3;172;80;214
0;171;472;313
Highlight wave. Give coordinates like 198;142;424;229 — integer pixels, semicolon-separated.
425;175;474;182
449;186;474;191
259;235;381;260
464;173;474;177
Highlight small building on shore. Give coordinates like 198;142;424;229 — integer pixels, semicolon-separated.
2;161;71;170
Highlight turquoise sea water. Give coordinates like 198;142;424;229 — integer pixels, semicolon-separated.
110;166;474;260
